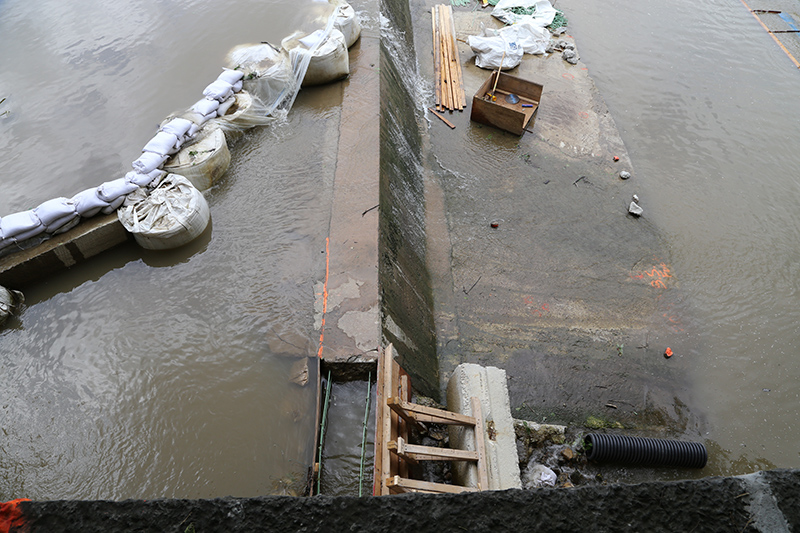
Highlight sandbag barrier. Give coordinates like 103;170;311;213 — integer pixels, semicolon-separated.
0;1;361;257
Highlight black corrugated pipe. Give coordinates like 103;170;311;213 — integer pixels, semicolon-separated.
584;433;707;468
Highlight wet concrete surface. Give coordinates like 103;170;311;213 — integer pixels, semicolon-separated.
404;3;703;444
10;469;800;532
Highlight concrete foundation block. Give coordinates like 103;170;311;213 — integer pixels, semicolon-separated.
446;363;521;490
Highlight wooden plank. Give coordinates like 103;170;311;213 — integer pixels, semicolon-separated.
396;364;409;479
385;345;397;494
391;437;479;462
445;4;466;109
388;397;476;426
372;345;387;495
429;107;456;129
471;397;490;491
432;5;441;110
387;476;479;494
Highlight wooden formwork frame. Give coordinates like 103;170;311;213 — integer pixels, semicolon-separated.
373;344;489;495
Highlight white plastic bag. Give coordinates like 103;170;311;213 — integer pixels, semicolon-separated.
118;173;210;250
492;0;557;27
468;26;524;70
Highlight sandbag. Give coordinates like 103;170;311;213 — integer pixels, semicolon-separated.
0;210;43;240
142;131;181;157
225;43;294;114
101;195;127;215
45;213;80;234
217;68;245;85
118;173;210;250
132;151;168;174
468;26;524;70
203;79;234;102
292;28;349;87
34;197;77;227
160;117;194;139
71;187;111;218
190;98;220;117
217;95;236;117
97;178;140;203
126;169;166;188
0;285;24;327
335;3;362;48
163;126;230;191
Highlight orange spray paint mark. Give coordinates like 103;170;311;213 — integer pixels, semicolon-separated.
317;237;330;358
1;499;30;533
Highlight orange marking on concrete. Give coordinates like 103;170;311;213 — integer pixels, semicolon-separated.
1;499;30;533
317;237;330;358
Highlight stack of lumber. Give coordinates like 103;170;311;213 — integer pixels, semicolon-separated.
432;4;466;112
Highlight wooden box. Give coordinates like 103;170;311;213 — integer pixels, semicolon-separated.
470;71;543;136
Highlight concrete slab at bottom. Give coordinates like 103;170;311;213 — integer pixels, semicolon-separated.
446;363;521;490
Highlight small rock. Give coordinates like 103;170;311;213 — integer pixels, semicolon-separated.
562;49;578;65
557;40;574;50
561;447;575;461
545;40;556;54
490;221;499;228
628;201;643;217
632;194;639;203
289;358;309;387
619;170;631;180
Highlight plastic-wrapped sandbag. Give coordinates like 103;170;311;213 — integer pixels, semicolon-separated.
283;28;349;87
0;285;24;327
126;169;166;188
225;43;294;115
492;0;557;27
468;26;524;70
132;151;168;174
34;197;77;227
0;210;43;240
215;91;273;132
97;178;140;203
163;126;230;191
335;3;362;48
118;173;210;250
142;131;181;156
45;213;80;234
203;79;234;102
71;187;111;218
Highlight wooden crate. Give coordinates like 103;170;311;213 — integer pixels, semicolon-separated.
470;71;543;136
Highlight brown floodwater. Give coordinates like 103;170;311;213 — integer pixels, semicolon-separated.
0;0;352;500
561;0;800;474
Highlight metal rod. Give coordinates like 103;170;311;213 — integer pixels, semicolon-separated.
358;372;373;497
316;370;333;495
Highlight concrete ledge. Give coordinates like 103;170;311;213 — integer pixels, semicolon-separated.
446;363;521;490
0;214;130;287
11;470;800;532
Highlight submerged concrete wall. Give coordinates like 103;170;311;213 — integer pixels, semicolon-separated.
378;0;439;398
9;470;799;532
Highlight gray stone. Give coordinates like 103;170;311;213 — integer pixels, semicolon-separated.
619;170;631;180
628;201;643;217
522;462;557;489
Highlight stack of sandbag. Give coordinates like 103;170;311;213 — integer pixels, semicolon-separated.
34;197;80;235
0;285;24;327
334;2;362;48
283;28;350;87
117;173;210;250
0;210;45;251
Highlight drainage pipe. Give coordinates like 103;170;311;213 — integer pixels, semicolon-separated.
584;433;707;468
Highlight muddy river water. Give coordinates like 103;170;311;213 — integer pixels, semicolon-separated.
1;0;798;501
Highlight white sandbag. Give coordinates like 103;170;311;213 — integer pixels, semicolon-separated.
45;213;80;234
118;173;210;250
0;210;43;239
225;44;294;113
203;79;234;102
142;131;181;157
232;80;243;93
294;28;349;87
217;68;245;85
0;237;13;252
163;126;230;191
101;195;126;214
190;98;220;117
97;178;139;203
335;3;362;48
126;169;166;188
160;117;194;139
132;151;168;174
34;197;78;227
10;225;46;243
217;95;236;117
492;0;557;27
71;187;110;218
0;285;24;327
468;27;524;70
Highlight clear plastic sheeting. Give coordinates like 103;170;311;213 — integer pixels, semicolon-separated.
0;285;24;328
225;43;295;118
118;173;210;250
283;28;349;87
164;126;230;191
